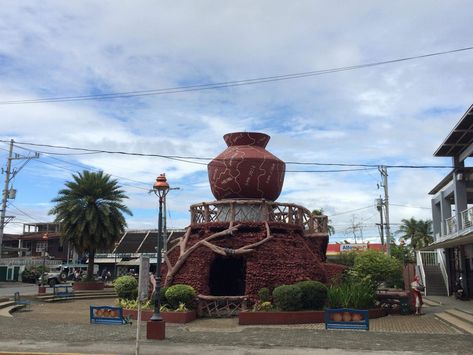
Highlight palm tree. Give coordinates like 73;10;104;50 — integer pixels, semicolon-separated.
312;208;335;236
49;171;132;280
397;218;433;250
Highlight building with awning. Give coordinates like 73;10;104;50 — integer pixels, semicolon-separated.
109;229;186;276
424;104;473;298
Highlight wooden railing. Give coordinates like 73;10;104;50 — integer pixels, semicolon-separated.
189;199;328;234
197;294;247;317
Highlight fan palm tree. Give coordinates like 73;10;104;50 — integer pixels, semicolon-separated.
312;208;335;236
397;218;433;250
49;170;132;280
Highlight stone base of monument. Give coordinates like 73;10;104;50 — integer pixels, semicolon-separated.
146;320;165;340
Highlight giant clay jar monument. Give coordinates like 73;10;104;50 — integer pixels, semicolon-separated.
162;132;331;316
208;132;286;201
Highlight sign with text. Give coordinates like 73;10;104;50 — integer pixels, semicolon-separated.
340;244;368;253
138;256;150;301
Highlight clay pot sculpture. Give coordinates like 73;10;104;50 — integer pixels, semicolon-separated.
208;132;286;201
331;312;343;322
342;312;352;322
351;312;363;322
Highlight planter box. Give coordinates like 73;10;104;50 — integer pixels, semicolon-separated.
239;308;385;325
123;309;196;323
325;308;369;330
72;281;104;291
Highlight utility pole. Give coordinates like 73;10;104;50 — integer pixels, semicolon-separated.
0;139;39;258
378;166;391;256
376;197;385;245
0;140;14;259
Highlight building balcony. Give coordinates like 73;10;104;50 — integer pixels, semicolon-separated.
431;206;473;249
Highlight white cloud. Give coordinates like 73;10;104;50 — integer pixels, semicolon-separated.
0;1;471;238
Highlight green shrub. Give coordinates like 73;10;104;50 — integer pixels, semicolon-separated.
165;284;196;309
114;275;138;300
160;287;168;305
334;251;358;266
258;287;271;302
175;302;188;312
354;250;402;287
272;285;302;311
327;280;376;309
21;266;46;283
254;301;274;312
294;280;328;310
116;298;152;310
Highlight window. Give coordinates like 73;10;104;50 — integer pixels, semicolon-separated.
36;241;48;253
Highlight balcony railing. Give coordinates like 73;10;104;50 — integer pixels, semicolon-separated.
442;206;473;238
189;199;328;234
461;207;473;230
445;215;457;235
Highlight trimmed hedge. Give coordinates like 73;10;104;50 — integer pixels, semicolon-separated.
258;287;271;302
165;284;196;309
272;285;302;311
294;280;328;310
114;275;138;300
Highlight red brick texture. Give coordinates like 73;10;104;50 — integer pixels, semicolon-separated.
163;222;337;299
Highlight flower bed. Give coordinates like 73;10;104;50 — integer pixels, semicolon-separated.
122;308;196;323
239;308;385;325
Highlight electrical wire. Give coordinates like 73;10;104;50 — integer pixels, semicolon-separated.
1;46;473;105
2;139;455;170
15;145;153;190
390;203;431;210
7;202;45;223
330;205;374;217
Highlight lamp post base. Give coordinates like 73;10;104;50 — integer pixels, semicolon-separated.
146;319;165;340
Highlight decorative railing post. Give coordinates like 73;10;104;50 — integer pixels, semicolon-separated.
309;214;315;232
231;202;235;222
204;203;210;223
297;209;304;229
262;200;269;221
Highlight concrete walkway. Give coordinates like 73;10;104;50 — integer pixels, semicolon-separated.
0;282;39;298
0;296;472;354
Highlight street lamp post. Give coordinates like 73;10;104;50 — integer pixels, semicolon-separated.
41;233;49;286
150;173;170;321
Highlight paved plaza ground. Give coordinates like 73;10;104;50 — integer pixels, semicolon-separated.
0;283;473;354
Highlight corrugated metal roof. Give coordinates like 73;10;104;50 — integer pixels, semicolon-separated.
434;104;473;158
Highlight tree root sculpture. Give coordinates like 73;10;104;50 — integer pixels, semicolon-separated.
163;222;273;287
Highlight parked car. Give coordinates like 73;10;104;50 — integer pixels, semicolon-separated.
38;266;67;287
38;264;89;287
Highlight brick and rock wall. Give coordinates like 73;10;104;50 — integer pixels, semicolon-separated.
163;221;330;298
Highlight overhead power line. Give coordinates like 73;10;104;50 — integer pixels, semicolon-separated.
330;205;374;217
1;46;473;105
390;203;431;210
2;140;455;170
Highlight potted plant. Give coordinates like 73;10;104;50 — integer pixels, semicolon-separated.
326;275;383;320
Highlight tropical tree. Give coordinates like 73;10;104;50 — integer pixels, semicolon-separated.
312;208;335;236
49;170;132;280
396;218;433;250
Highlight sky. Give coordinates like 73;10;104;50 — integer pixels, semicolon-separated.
0;1;472;243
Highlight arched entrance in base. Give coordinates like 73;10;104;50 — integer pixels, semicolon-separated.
209;255;246;296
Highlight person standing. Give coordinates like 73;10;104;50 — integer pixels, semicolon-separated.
411;275;425;315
